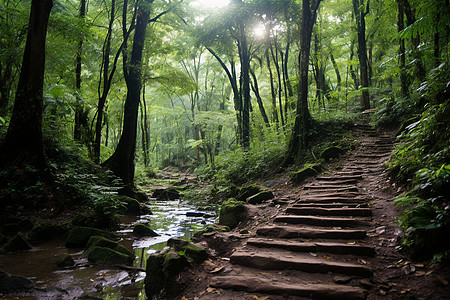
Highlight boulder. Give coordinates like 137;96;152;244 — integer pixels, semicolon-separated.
145;250;167;298
218;199;248;229
85;235;135;263
3;218;34;235
115;195;142;215
55;254;75;268
247;191;275;204
167;238;208;264
236;184;266;201
65;226;119;248
192;224;230;240
133;224;159;237
291;165;321;184
3;233;32;252
86;246;134;265
0;269;34;293
151;188;180;201
320;146;345;161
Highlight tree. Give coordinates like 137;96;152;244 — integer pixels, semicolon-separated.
103;0;152;187
282;0;322;167
352;0;370;110
0;0;53;170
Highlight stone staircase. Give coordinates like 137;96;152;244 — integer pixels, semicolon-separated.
209;125;394;299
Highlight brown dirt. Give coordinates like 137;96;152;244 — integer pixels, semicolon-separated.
163;125;450;300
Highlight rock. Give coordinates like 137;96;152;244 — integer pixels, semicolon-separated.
71;214;91;227
202;213;215;219
236;184;266;201
239;229;249;234
218;199;248;229
85;236;135;262
114;195;142;215
163;249;188;276
186;212;204;217
0;269;34;292
145;250;167;298
86;246;134;265
167;238;208;264
65;226;119;248
55;254;75;268
3;218;34;234
291;165;321;184
247;191;275;204
320;146;345;161
151;188;180;201
3;233;32;252
28;223;69;243
133;224;159;237
192;224;230;240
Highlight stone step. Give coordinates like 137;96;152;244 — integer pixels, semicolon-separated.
314;179;359;185
302;192;362;198
256;225;367;239
231;250;373;277
247;238;376;256
351;160;383;165
293;202;369;208
304;184;359;191
210;276;367;300
335;171;364;176
354;154;390;159
316;175;363;181
274;215;370;227
286;207;372;217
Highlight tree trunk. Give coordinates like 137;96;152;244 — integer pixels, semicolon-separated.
352;0;370;110
329;51;341;87
266;49;278;126
0;0;53;170
239;23;251;149
283;0;321;167
74;0;87;141
103;1;151;185
250;68;270;126
397;0;408;98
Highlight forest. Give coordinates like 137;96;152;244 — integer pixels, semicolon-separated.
0;0;449;299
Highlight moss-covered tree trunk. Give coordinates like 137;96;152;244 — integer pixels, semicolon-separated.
0;0;53;170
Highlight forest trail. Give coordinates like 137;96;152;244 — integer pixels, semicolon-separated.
183;125;449;299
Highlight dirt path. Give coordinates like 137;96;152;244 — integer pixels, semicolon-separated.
177;125;450;300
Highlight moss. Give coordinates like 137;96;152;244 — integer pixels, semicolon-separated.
65;226;118;248
145;251;166;298
247;190;274;204
86;246;133;265
55;254;75;268
167;238;208;264
133;223;159;237
163;249;188;276
236;184;267;201
85;235;134;262
218;198;247;229
291;164;322;184
114;195;141;215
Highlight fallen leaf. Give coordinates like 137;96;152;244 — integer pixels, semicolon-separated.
201;259;213;266
347;241;356;245
415;271;426;277
181;297;189;300
309;252;317;257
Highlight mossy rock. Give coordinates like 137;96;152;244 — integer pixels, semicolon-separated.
192;224;230;240
3;233;32;252
55;254;75;268
151;188;180;201
247;190;275;204
145;251;166;298
3;218;34;235
320;146;345;161
86;246;134;265
0;269;35;292
167;238;208;264
236;184;266;201
114;195;142;215
71;214;91;227
291;164;322;184
133;223;159;237
84;235;135;263
65;226;119;248
163;249;188;276
218;198;247;229
28;223;69;243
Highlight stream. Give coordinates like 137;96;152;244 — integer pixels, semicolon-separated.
0;198;216;299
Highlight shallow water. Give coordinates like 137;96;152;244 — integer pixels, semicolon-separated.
0;199;216;299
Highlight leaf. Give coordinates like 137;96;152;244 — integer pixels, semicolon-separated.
437;274;448;286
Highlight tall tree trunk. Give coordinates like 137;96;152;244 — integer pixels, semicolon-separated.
283;0;321;167
94;0;116;163
0;62;13;116
352;0;370;110
103;1;151;186
329;51;341;87
266;49;278;126
0;0;53;170
350;39;359;89
74;0;87;141
397;0;408;98
239;22;251;149
270;42;284;127
250;68;270;126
